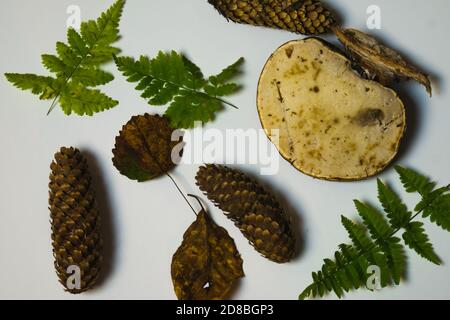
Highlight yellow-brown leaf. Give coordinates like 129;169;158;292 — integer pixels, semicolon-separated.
171;210;244;300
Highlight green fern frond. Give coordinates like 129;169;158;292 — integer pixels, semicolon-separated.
114;52;244;129
300;205;404;300
4;0;125;116
299;241;395;299
300;167;449;299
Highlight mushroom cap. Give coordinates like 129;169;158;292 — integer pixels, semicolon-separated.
257;38;405;181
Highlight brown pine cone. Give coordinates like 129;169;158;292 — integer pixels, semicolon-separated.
208;0;336;35
196;164;296;263
49;147;103;293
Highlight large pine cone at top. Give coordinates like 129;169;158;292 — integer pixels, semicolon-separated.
49;147;103;293
196;164;296;263
208;0;336;35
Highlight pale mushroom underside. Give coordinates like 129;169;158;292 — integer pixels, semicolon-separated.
257;38;405;180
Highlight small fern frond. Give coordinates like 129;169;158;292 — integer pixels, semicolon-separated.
115;52;244;128
5;0;125;116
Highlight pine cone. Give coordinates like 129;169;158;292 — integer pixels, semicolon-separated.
196;164;296;263
208;0;335;35
49;147;103;293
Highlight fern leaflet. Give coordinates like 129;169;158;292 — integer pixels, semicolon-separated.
377;179;411;228
403;221;441;265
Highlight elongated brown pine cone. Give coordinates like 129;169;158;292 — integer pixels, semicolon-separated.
196;164;296;263
208;0;335;35
49;147;103;293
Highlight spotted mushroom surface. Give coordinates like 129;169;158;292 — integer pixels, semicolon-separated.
257;38;405;180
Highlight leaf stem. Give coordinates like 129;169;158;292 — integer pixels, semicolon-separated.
165;172;197;216
47;95;60;115
214;96;239;109
187;194;205;214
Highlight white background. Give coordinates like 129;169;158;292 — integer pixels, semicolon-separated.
0;0;449;300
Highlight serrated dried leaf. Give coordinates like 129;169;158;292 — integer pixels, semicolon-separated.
112;113;183;182
171;210;244;300
334;27;432;96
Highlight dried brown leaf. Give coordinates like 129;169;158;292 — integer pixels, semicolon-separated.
112;113;183;182
171;210;244;300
